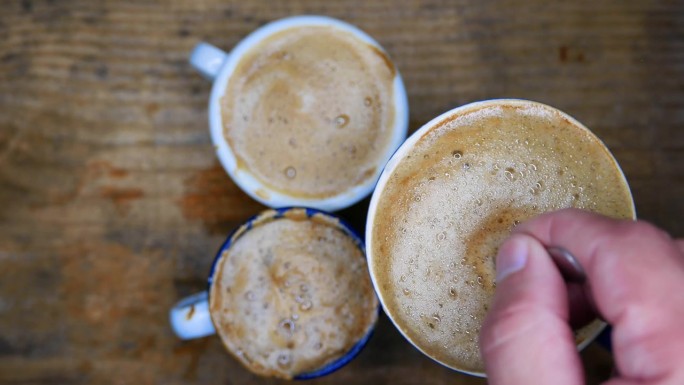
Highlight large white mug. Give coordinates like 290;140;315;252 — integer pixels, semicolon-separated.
366;99;636;377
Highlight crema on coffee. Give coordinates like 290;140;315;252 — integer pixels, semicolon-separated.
370;100;634;374
221;25;397;199
210;211;378;379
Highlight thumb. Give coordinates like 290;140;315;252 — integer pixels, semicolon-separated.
480;234;583;385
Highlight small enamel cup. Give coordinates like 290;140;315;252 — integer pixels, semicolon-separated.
189;15;409;211
170;207;377;379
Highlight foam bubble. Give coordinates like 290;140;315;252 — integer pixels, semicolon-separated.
299;300;313;311
284;166;297;179
279;318;296;337
277;353;292;369
335;114;350;128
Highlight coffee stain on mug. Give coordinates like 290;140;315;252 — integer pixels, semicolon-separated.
254;188;270;200
369;45;396;78
186;304;196;320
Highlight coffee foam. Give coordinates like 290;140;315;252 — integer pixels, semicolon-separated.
210;217;377;379
221;25;396;199
372;103;634;373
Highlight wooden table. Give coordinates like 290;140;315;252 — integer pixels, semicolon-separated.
1;1;682;383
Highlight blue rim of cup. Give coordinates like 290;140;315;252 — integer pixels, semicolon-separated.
206;206;377;379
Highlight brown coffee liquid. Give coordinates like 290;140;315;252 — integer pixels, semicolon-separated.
221;26;396;198
371;102;634;373
210;213;378;379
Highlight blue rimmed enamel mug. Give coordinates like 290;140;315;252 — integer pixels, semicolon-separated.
170;207;377;379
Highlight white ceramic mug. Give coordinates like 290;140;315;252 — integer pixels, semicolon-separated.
189;15;409;212
365;99;636;377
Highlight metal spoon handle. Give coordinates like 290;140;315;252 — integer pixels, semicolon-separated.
545;246;587;283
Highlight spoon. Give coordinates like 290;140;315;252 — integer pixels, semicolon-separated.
545;246;587;283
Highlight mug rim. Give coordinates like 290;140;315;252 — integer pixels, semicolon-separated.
207;206;379;379
207;15;409;212
365;98;636;377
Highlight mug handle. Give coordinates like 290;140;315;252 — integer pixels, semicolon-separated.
189;42;229;80
169;291;216;339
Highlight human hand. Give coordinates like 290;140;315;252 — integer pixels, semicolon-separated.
479;209;684;385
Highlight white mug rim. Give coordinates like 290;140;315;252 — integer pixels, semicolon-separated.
365;98;636;377
208;15;409;212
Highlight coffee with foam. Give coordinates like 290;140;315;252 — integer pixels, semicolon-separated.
221;25;397;199
210;210;378;379
370;100;634;374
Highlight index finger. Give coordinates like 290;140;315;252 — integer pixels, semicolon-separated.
515;208;684;381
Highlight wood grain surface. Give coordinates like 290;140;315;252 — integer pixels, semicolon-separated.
1;0;682;384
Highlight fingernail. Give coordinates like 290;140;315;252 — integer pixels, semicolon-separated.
496;238;528;282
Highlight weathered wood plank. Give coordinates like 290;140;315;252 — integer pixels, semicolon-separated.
1;0;682;383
